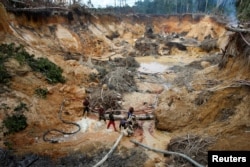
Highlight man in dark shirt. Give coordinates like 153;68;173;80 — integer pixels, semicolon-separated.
119;118;127;130
127;107;134;119
83;97;90;118
98;105;106;123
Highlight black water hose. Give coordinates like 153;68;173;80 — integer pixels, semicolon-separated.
43;99;81;143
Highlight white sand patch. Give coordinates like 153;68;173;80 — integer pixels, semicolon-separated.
138;62;168;74
77;118;96;132
77;118;110;133
93;121;106;131
105;129;115;133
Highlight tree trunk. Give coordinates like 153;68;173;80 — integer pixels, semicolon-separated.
205;0;208;12
93;134;124;167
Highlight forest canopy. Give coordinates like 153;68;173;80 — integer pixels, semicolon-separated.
1;0;249;20
132;0;248;20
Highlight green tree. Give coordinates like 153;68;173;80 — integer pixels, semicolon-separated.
236;0;250;20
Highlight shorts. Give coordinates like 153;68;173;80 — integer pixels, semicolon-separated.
83;106;89;113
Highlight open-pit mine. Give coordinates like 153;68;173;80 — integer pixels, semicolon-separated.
0;1;250;167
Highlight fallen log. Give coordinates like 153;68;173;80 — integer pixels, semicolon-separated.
225;25;250;33
234;80;250;87
112;113;154;120
130;140;205;167
90;108;154;120
7;7;69;12
93;133;124;167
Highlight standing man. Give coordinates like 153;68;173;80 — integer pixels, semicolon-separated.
98;105;106;123
119;117;127;131
107;111;117;131
83;97;90;118
127;107;134;119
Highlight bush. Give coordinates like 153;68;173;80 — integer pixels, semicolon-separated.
3;114;27;134
88;72;98;82
35;88;48;98
3;141;13;150
14;102;28;112
96;66;108;79
0;43;15;84
88;66;108;82
0;64;11;84
2;101;28;135
237;0;250;20
29;57;66;84
0;103;10;111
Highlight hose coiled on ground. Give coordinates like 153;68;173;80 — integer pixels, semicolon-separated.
43;99;81;143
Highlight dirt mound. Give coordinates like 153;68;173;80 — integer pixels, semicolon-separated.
155;31;250;151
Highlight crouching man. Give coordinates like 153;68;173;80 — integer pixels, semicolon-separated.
122;122;134;137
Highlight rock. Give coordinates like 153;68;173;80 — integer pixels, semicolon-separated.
59;85;85;98
105;31;120;40
201;61;211;68
59;85;66;92
64;100;71;106
63;85;75;93
4;58;31;76
154;93;193;132
102;84;108;90
75;87;86;98
47;86;56;94
154;157;161;163
91;68;99;74
200;39;218;52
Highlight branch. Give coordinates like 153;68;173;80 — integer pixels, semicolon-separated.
239;32;250;46
7;7;69;11
93;133;124;167
234;80;250;87
101;87;104;102
130;140;205;167
225;26;250;33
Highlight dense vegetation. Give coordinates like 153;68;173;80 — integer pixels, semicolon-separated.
29;57;66;84
3;114;27;134
0;43;65;85
134;0;236;15
101;0;249;21
117;0;249;20
236;0;250;20
2;102;28;135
